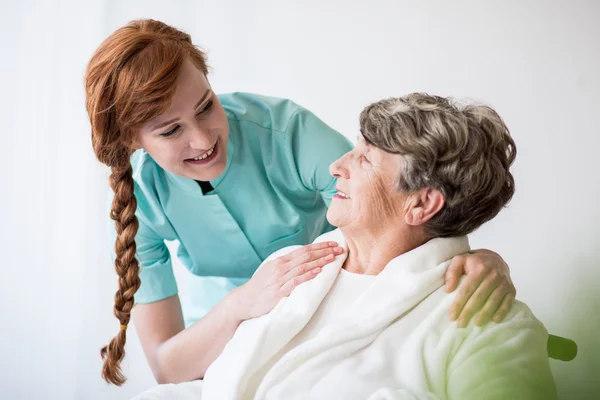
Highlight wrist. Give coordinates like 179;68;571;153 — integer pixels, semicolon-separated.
223;285;249;323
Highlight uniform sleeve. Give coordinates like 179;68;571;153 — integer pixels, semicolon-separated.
107;188;178;304
285;108;354;206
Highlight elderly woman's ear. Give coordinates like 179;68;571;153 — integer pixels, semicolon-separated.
403;188;445;226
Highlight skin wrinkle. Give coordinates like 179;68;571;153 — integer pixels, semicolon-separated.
348;160;403;269
329;93;515;282
329;136;427;275
358;94;516;239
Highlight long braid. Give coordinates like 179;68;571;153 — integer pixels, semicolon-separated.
100;163;141;385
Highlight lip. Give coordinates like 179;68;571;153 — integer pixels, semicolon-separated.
334;187;351;200
184;141;219;165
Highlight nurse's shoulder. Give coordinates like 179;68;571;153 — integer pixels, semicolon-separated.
216;91;353;163
217;92;353;201
217;92;310;131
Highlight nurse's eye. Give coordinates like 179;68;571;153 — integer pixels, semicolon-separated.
196;100;213;116
160;125;180;138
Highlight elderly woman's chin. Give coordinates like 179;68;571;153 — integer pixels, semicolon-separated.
326;203;349;228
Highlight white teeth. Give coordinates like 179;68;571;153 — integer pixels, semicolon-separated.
337;191;350;199
191;144;215;161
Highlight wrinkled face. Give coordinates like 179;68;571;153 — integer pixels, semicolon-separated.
327;135;408;233
137;58;229;181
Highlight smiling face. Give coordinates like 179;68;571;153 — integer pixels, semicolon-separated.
136;58;230;181
326;135;409;234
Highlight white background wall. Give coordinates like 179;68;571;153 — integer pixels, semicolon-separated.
1;0;598;399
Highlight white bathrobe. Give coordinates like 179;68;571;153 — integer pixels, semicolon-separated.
133;229;556;400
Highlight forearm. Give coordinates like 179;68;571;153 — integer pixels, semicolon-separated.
149;241;339;384
154;289;244;383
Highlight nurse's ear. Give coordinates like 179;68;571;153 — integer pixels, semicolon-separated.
404;188;445;226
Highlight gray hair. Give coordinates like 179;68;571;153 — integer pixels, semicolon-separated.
360;93;517;238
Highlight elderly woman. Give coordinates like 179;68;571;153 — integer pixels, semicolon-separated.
135;94;556;400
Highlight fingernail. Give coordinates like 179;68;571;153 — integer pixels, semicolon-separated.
458;319;465;328
329;241;338;246
449;312;456;320
325;254;334;260
334;247;344;253
314;267;322;274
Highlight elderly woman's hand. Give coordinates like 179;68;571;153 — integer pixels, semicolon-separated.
444;249;516;328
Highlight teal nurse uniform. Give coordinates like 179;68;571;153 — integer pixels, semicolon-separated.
111;92;353;326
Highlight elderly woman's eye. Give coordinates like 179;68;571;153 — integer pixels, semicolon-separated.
361;155;370;164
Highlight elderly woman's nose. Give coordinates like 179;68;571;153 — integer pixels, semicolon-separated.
330;152;351;179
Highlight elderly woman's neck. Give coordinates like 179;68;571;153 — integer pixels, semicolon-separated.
342;227;428;275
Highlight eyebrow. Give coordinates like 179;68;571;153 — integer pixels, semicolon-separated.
150;89;212;131
194;89;212;110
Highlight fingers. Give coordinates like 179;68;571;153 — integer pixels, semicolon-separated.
493;292;515;323
474;286;510;326
444;255;466;293
280;244;344;291
282;252;336;283
448;268;486;321
275;241;344;297
280;241;338;262
279;267;322;297
455;275;498;328
284;245;344;270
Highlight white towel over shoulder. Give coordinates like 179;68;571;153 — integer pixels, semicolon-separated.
136;229;557;400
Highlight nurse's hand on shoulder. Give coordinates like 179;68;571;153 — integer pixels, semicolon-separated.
233;242;344;321
444;249;516;328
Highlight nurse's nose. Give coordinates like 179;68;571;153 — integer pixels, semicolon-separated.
188;126;213;150
329;151;352;179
